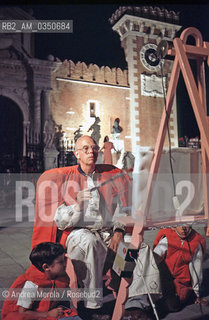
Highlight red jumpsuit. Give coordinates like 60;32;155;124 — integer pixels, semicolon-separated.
1;265;69;320
153;228;206;302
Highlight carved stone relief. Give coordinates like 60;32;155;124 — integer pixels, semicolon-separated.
140;73;167;98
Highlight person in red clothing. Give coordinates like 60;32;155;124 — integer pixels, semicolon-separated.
1;242;80;320
31;135;132;317
31;136;162;320
100;136;116;165
153;226;207;313
31;135;131;249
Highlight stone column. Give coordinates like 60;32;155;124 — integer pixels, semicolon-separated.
34;88;42;134
23;121;30;157
42;89;59;170
42;89;50;123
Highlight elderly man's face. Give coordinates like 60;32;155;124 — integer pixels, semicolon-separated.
174;226;191;239
74;136;99;167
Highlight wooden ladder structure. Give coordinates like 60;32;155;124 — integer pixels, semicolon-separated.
112;27;209;320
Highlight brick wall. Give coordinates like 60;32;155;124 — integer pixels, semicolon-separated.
133;37;174;147
50;60;131;151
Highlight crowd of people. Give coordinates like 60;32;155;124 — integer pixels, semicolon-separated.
1;135;208;320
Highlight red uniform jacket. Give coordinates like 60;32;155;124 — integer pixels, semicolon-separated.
31;164;131;249
1;265;69;320
153;228;206;302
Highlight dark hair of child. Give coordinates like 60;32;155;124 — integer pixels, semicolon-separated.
29;242;65;272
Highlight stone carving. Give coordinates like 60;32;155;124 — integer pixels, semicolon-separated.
112;117;123;140
74;125;83;143
141;73;166;97
122;151;135;178
54;125;64;151
0;86;29;106
43;118;56;151
87;117;101;145
122;151;135;170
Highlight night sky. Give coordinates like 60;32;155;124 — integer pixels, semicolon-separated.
26;5;127;68
29;3;209;139
4;2;209;139
22;4;209;69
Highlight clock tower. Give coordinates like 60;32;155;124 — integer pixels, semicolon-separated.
110;7;181;153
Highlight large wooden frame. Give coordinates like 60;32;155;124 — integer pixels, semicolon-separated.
112;27;209;320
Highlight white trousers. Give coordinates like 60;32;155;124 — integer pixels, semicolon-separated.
66;229;161;309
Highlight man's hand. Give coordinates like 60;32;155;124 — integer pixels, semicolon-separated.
75;188;92;211
109;231;124;252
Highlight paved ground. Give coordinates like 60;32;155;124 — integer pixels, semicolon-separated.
1;220;209;319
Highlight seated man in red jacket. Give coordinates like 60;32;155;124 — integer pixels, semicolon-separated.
153;226;207;313
31;135;161;320
32;136;132;309
1;242;80;320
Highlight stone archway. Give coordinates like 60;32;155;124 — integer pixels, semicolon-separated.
0;95;23;172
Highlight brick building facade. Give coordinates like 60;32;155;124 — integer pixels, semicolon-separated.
50;6;181;160
0;6;183;171
51;60;131;151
